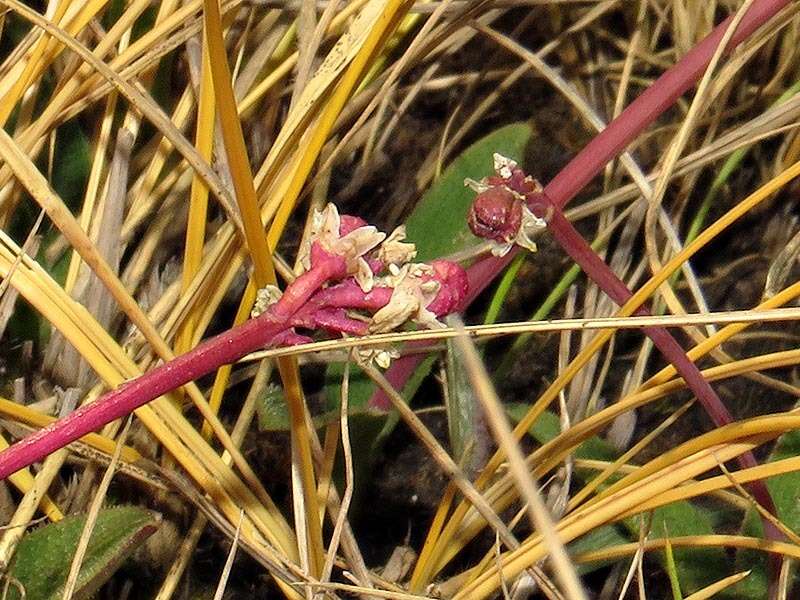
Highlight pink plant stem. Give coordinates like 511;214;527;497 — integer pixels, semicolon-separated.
545;0;790;210
0;310;290;480
0;257;347;480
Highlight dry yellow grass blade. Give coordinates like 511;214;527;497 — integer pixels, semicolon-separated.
186;0;416;577
581;414;800;513
123;89;194;233
675;569;752;600
177;46;214;356
241;306;800;361
202;0;324;576
263;2;415;571
566;400;694;513
574;535;800;564
493;409;800;585
518;349;800;504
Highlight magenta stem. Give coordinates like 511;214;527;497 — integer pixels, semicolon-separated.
545;0;789;210
462;0;789;305
0;310;289;480
0;257;348;480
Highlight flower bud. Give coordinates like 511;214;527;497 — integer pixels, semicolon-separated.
467;186;522;243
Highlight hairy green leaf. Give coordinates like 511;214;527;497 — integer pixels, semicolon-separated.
5;506;159;600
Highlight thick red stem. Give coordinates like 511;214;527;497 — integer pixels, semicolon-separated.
0;257;347;480
537;196;783;548
0;310;288;480
545;0;790;210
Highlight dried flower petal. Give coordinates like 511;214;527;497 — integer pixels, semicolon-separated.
464;177;489;194
370;263;441;333
378;225;417;266
297;204;386;283
516;203;548;253
358;346;400;369
493;152;518;180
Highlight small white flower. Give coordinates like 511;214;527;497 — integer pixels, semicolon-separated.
516;203;548;253
296;204;385;291
464;177;490;194
251;284;283;317
370;263;442;333
357;346;400;369
493;153;518;180
377;225;417;266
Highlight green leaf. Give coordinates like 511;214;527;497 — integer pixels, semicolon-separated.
405;122;533;261
733;427;800;598
5;506;159;600
256;384;291;431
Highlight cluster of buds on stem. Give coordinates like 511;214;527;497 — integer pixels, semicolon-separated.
466;153;550;256
253;204;469;366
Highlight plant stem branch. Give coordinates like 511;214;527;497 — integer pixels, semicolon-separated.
0;310;291;480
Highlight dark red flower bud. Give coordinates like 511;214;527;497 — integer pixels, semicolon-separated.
467;186;522;242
